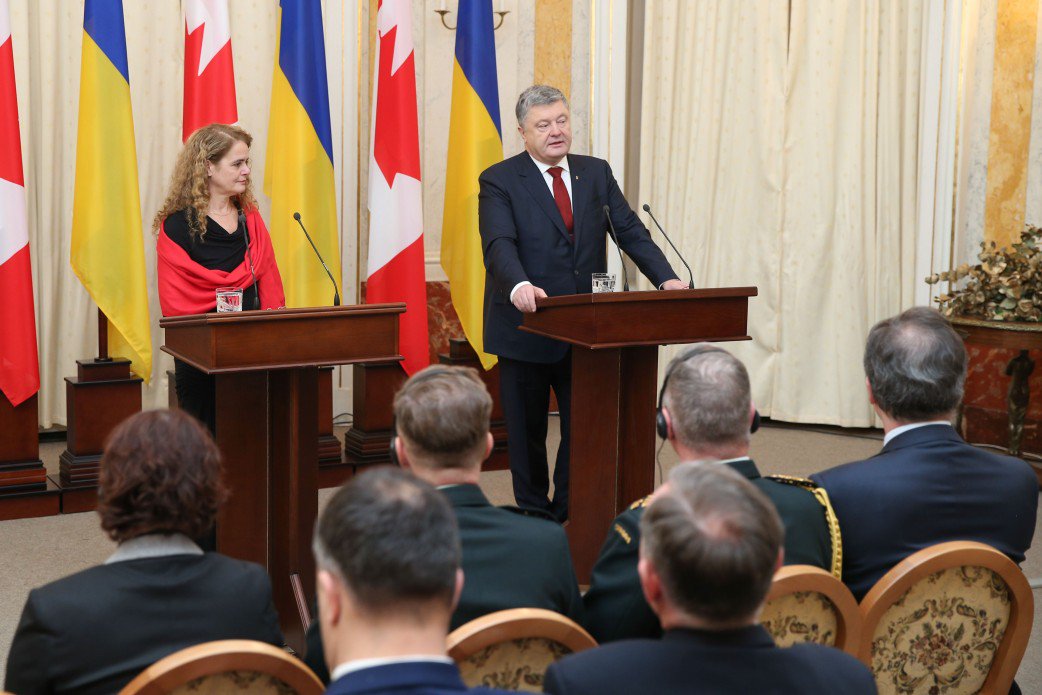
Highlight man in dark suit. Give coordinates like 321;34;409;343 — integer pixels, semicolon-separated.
304;366;583;683
314;468;510;695
393;365;583;628
582;345;839;643
544;462;876;695
479;84;687;522
812;307;1038;600
4;410;283;695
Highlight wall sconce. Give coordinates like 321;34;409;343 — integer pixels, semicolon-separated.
435;6;509;31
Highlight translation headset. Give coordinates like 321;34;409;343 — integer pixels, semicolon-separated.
655;344;761;440
388;365;463;467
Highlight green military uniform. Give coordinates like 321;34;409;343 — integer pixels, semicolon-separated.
304;482;584;684
581;458;840;644
442;483;584;629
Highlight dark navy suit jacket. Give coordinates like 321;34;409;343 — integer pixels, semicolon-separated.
324;661;510;695
4;553;283;695
811;424;1038;600
543;626;877;695
478;152;678;363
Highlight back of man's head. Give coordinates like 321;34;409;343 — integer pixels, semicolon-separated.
393;365;493;471
663;346;751;456
313;466;461;616
864;307;966;422
640;461;783;626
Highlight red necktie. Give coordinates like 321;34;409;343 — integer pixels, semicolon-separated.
548;166;574;242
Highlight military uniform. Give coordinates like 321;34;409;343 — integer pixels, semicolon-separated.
581;458;840;644
304;483;583;684
442;483;584;629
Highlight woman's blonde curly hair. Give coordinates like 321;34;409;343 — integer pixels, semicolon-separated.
153;123;258;240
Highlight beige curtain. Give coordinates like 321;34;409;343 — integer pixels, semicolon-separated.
640;0;925;427
8;1;356;427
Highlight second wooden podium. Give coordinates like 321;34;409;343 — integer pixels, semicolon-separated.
522;287;757;580
161;304;404;652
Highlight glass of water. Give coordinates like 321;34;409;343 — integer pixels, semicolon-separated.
592;273;617;293
215;287;244;312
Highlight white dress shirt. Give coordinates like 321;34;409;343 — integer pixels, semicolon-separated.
330;655;454;682
882;420;953;447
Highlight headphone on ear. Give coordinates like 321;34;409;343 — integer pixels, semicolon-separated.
388;365;466;467
655;344;761;440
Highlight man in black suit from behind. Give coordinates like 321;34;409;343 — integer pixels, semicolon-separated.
479;84;688;522
304;365;583;682
314;468;510;695
4;410;283;695
811;307;1038;600
544;461;876;695
582;345;838;643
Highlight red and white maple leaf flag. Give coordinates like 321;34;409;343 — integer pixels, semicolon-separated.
0;0;40;408
183;0;237;141
367;0;429;376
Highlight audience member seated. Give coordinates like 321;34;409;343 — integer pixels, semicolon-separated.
313;466;511;695
3;409;283;695
305;366;583;682
544;462;875;695
583;345;837;643
811;307;1038;600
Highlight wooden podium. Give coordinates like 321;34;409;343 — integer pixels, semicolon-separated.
522;287;757;580
160;304;404;652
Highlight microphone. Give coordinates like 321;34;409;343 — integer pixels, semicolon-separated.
642;203;695;289
239;211;260;309
293;212;341;306
602;205;630;292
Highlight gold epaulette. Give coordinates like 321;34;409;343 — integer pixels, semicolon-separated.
628;495;651;511
613;523;632;544
765;475;843;580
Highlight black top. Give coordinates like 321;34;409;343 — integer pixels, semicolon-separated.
164;207;258;309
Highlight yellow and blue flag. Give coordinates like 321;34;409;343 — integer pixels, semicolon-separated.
441;0;502;370
265;0;340;308
70;0;151;381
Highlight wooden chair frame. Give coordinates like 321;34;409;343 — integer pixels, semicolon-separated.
859;541;1034;695
447;608;597;662
119;639;323;695
764;564;863;656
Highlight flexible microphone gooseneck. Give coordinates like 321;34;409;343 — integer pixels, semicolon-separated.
293;211;341;306
602;205;630;292
642;203;695;289
238;211;260;309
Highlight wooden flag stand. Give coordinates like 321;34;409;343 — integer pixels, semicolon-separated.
0;393;60;521
59;310;142;512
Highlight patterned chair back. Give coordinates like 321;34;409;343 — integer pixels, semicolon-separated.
119;639;323;695
447;608;597;692
859;541;1034;695
760;564;862;656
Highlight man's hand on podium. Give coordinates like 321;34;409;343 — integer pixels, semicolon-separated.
512;284;548;313
661;279;689;291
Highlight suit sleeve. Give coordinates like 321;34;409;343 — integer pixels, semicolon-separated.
247;565;286;647
554;530;585;625
581;511;662;643
601;162;679;288
542;662;569;694
5;591;53;695
479;168;530;296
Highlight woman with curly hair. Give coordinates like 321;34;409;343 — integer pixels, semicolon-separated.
155;124;285;432
4;409;283;695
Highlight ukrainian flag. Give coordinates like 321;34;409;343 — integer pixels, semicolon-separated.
265;0;340;308
70;0;151;381
441;0;501;370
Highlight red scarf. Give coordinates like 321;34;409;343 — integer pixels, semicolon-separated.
157;209;286;316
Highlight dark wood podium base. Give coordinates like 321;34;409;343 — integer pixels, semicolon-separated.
59;359;142;509
0;394;60;520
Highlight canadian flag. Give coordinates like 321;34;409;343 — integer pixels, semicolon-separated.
0;0;40;407
183;0;237;141
367;0;429;376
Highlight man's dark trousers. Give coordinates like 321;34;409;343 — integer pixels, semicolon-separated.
499;352;571;521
